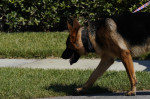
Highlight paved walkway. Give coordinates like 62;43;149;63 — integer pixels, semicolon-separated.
1;58;150;99
0;59;150;71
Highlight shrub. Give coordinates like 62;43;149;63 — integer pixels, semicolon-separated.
0;0;150;32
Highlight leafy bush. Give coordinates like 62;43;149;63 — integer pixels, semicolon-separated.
0;0;150;32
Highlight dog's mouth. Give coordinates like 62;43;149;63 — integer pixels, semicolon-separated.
69;51;80;65
61;48;80;65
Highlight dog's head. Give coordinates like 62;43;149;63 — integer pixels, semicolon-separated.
61;19;87;65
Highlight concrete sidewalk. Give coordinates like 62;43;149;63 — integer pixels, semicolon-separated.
0;58;150;71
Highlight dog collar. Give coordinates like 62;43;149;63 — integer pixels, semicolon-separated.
81;27;95;52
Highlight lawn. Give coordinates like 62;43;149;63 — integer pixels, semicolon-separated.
0;68;150;99
0;32;68;58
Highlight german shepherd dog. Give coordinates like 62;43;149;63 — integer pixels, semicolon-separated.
61;12;150;96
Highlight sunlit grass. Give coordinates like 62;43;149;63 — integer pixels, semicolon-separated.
0;68;150;98
0;32;68;58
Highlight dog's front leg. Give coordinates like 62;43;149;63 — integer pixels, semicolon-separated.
120;50;137;96
76;55;114;93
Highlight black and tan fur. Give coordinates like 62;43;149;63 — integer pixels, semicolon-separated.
61;12;150;96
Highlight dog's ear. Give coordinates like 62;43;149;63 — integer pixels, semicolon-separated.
67;21;73;33
73;18;81;30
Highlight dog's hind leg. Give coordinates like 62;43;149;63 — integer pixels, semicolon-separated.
76;54;114;93
120;50;137;96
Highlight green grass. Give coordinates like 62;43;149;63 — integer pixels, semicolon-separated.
0;32;68;58
0;68;150;98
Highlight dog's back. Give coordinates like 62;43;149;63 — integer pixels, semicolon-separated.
89;12;150;57
113;12;150;46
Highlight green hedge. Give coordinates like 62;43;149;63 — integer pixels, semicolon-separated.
0;0;150;32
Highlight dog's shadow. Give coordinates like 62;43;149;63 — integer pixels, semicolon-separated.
45;84;112;96
45;84;150;96
116;60;150;71
134;60;150;71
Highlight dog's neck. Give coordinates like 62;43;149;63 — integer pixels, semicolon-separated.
81;27;95;53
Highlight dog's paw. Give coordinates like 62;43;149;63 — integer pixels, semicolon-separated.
125;91;136;96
